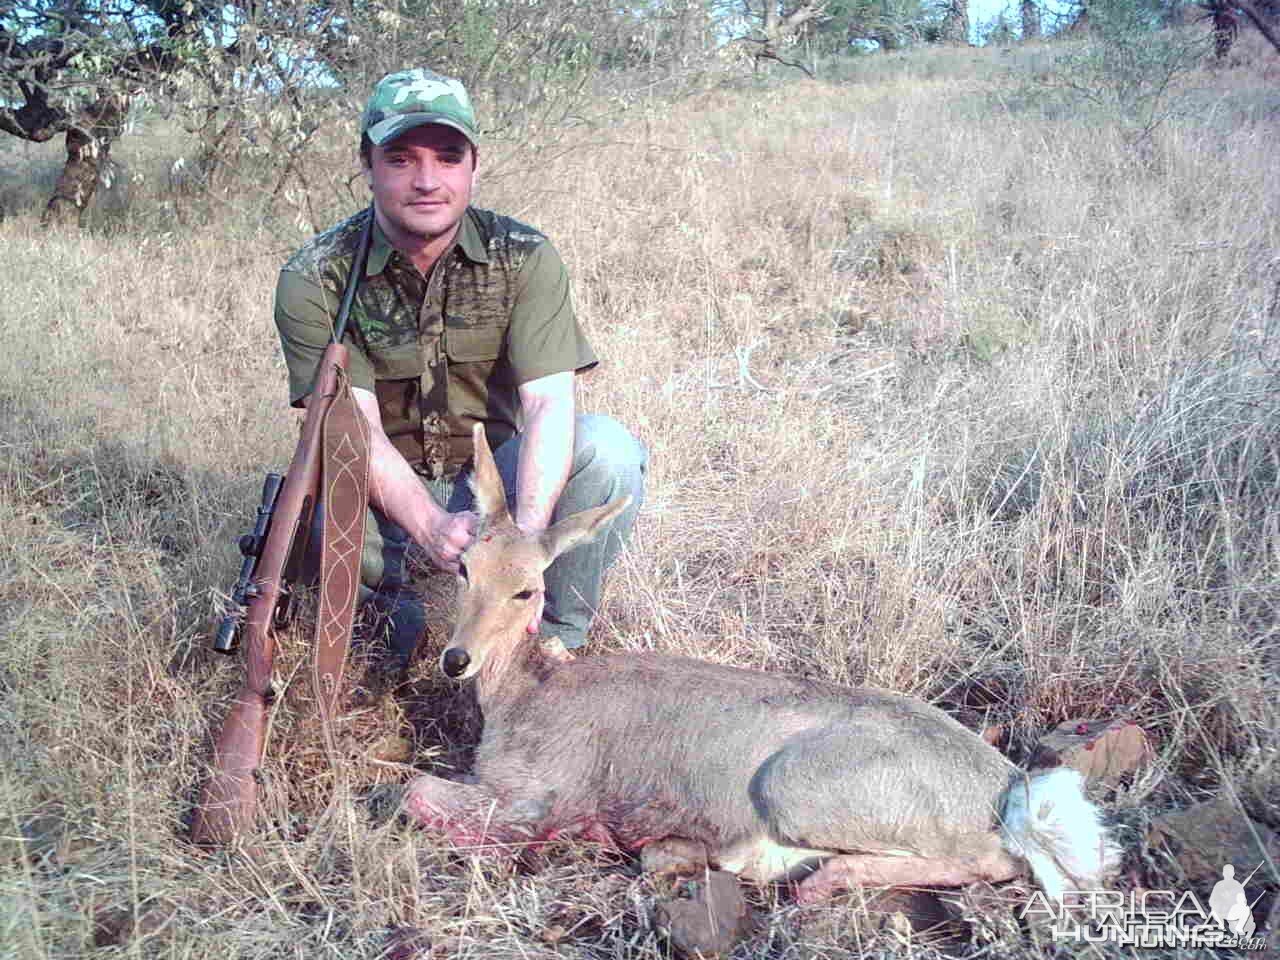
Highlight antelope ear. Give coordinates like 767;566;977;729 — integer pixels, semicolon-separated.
539;496;632;565
468;423;511;523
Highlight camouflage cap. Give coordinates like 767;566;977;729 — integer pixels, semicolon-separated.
361;68;478;147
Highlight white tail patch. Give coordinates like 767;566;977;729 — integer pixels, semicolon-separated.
999;767;1121;901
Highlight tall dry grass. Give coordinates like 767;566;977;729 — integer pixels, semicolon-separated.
2;33;1278;959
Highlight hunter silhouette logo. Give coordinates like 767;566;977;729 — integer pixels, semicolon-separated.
1020;861;1267;950
1209;864;1257;937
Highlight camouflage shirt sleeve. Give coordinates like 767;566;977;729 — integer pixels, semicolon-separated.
505;240;598;385
274;268;377;407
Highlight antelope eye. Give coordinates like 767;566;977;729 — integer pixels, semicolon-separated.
513;589;534;601
457;562;468;582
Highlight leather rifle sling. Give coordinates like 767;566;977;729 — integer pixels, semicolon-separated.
312;359;371;748
310;210;375;752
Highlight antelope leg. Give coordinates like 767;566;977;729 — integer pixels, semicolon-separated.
795;847;1020;903
404;774;545;847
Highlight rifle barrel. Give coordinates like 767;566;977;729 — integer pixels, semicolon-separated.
331;210;374;345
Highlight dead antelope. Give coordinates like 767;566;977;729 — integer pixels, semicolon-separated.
404;424;1120;902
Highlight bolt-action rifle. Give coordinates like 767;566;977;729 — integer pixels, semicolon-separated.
191;212;375;845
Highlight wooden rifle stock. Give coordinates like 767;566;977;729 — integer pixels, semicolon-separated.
191;345;349;846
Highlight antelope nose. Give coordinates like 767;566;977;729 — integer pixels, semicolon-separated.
441;647;471;678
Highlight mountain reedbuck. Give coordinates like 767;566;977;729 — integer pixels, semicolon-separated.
403;424;1120;902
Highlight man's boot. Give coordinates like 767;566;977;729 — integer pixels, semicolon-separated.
539;636;576;663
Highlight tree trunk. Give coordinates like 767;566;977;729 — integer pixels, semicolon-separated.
1212;6;1239;58
940;0;970;43
750;1;825;74
42;93;127;227
763;0;780;41
672;0;706;72
1021;0;1041;39
878;0;900;50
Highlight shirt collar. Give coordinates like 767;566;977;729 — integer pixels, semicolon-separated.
364;215;395;276
455;208;490;264
364;206;489;277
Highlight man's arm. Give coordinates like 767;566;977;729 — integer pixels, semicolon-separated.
303;388;476;573
513;371;576;534
502;236;593;534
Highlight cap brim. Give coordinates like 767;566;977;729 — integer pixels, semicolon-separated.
366;113;477;147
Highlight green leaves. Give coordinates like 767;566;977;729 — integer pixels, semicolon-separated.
1019;0;1211;142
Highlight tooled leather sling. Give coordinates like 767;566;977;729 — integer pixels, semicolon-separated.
312;211;375;751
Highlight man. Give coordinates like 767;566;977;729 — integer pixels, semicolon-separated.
274;68;647;673
1210;864;1247;930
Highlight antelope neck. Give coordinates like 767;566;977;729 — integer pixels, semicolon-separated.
474;632;550;707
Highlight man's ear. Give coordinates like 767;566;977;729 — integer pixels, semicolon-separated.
361;164;373;189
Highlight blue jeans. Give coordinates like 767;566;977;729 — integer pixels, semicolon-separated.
360;414;647;649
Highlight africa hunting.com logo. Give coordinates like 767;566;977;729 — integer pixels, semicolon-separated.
1020;863;1268;950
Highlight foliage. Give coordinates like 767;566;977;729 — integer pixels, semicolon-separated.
328;0;610;146
0;0;350;224
0;0;213;144
808;0;948;51
586;0;719;72
0;0;633;224
975;8;1023;45
1023;0;1211;140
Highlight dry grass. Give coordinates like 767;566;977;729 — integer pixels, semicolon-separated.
2;33;1279;959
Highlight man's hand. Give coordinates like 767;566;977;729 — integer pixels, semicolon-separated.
347;388;478;574
424;510;478;574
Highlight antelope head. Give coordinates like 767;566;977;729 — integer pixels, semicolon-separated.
439;423;630;682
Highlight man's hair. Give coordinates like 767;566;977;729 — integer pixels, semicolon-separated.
360;132;478;170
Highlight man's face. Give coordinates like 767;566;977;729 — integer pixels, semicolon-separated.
365;124;475;248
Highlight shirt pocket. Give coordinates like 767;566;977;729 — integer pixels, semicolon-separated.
444;323;508;420
366;342;423;380
443;323;504;363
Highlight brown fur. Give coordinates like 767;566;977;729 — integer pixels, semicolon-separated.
403;424;1111;901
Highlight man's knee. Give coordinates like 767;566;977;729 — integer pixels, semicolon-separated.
568;414;647;499
360;506;412;592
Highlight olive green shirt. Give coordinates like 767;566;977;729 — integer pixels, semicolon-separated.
275;206;597;479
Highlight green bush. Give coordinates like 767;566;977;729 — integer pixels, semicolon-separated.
1022;0;1210;140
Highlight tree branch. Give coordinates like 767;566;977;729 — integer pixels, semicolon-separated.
729;35;816;77
0;95;69;142
781;1;828;34
1235;0;1280;54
